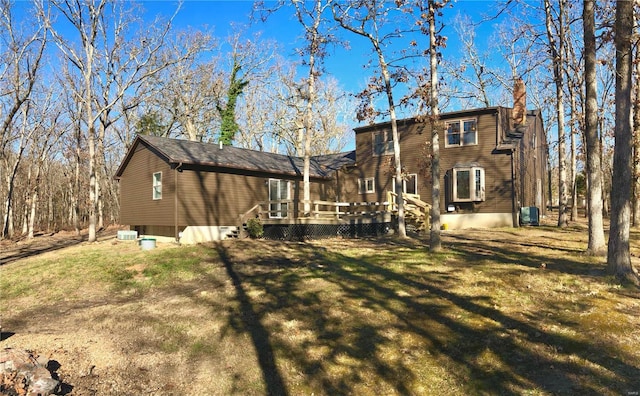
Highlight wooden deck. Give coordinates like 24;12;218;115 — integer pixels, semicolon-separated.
239;192;430;229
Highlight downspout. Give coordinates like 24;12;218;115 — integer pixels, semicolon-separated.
175;162;183;243
511;149;518;227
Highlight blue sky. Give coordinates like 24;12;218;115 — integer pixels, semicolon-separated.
140;0;509;101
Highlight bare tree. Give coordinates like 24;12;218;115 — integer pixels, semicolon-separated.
607;0;638;284
544;0;569;227
583;0;606;255
444;13;493;108
633;8;640;227
332;0;413;238
292;0;334;214
427;0;447;251
563;11;584;223
23;86;66;239
39;0;106;242
0;0;47;238
40;0;181;241
141;31;221;142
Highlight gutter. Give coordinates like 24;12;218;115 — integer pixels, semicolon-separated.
174;162;183;243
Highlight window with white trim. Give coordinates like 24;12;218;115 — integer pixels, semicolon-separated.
393;173;418;195
373;130;393;155
152;172;162;200
452;166;485;202
446;119;477;147
359;177;375;194
268;179;290;218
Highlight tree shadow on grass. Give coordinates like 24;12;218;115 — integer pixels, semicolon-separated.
209;238;639;395
443;232;608;277
213;243;289;396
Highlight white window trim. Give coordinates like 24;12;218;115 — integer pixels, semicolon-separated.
359;177;375;194
392;173;418;195
268;178;290;219
152;172;162;200
452;166;485;202
372;130;393;156
445;118;478;148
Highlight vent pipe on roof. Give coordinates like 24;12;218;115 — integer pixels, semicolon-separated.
219;141;223;150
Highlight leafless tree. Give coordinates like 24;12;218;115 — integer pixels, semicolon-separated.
22;85;67;239
607;0;638;284
427;0;447;251
632;6;640;227
583;0;606;255
332;0;415;238
443;13;493;108
140;30;220;142
40;0;181;241
544;0;569;228
0;0;47;239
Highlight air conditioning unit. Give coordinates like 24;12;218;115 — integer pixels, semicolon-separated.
520;206;539;226
117;230;138;240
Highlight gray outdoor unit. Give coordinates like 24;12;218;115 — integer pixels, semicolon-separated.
520;206;539;226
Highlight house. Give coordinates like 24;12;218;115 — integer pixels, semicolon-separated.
115;104;546;242
114;135;357;243
352;106;547;230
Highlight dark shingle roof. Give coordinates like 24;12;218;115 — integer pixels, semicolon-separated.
116;135;355;179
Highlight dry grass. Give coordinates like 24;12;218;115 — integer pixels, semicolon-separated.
1;223;639;395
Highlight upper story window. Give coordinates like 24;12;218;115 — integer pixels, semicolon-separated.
359;177;375;194
446;119;477;147
152;172;162;200
373;130;393;156
451;165;485;202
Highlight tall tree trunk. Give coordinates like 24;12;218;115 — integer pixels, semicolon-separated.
583;0;606;255
74;128;81;235
2;141;27;239
21;189;29;236
332;3;406;238
633;40;640;227
544;0;569;228
301;0;323;216
569;94;578;221
96;125;105;230
429;0;441;251
28;188;37;239
379;55;406;238
607;0;638;284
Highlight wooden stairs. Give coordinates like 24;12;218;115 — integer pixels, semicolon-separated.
388;192;431;233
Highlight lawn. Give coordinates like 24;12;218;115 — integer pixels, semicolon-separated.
1;224;639;395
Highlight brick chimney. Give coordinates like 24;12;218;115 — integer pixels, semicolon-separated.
513;78;526;126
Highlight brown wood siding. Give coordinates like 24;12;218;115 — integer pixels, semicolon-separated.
177;168;265;226
119;143;175;226
515;111;547;216
119;142;337;229
352;110;515;214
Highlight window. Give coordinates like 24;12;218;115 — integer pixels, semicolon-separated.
152;172;162;200
268;179;290;218
359;177;375;194
446;119;477;147
451;166;485;202
393;173;418;195
373;130;393;155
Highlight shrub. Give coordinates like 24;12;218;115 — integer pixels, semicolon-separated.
246;217;263;239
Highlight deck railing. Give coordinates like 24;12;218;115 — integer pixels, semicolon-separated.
240;195;430;224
